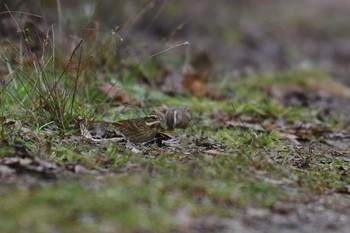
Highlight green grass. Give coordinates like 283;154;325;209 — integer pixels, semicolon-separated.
1;27;350;232
1;71;349;232
0;154;282;233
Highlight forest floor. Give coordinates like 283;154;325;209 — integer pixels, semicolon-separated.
0;1;350;232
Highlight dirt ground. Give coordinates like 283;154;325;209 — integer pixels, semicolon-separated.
109;1;350;232
1;1;350;232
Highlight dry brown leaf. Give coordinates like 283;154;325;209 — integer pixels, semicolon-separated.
182;71;213;97
285;124;331;137
78;117;93;140
98;83;142;106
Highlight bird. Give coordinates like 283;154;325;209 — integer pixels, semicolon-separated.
165;106;192;130
112;114;161;143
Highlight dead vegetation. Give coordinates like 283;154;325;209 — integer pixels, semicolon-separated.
0;1;350;233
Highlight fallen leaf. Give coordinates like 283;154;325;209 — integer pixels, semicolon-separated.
78;116;93;140
182;71;213;97
98;83;142;106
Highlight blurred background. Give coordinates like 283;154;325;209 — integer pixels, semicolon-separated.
2;0;350;84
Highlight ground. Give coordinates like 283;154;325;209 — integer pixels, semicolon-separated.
0;1;350;233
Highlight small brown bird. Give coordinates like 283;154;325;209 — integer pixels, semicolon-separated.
165;106;192;130
113;115;161;143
